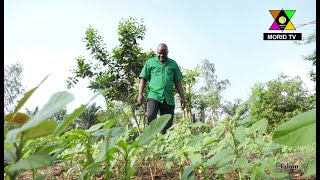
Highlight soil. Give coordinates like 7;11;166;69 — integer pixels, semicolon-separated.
16;162;316;180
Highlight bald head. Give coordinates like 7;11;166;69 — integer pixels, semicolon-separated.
157;43;169;63
157;43;168;51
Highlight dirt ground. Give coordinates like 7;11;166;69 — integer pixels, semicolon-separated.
16;162;316;180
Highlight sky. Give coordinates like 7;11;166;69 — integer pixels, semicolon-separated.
4;0;316;113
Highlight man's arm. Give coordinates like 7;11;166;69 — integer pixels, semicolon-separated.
137;78;146;104
175;81;186;109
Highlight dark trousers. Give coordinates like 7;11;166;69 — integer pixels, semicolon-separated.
147;98;175;134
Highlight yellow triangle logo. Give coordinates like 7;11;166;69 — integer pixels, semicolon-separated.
285;21;296;30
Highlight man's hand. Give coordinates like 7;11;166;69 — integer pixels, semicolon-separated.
137;78;146;105
180;97;186;110
137;95;145;105
175;81;186;110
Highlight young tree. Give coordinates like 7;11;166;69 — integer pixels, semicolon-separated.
66;17;155;131
4;62;25;114
179;66;201;120
198;59;230;126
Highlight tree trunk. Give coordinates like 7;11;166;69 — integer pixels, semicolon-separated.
200;109;205;123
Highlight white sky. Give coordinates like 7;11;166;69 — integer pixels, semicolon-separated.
4;0;316;113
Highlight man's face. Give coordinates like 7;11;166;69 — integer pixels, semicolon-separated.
157;47;168;62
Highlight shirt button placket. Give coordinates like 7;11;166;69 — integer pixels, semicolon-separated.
162;66;165;101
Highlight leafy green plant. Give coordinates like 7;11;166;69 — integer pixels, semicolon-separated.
4;75;101;179
272;108;316;177
79;114;171;179
165;96;299;179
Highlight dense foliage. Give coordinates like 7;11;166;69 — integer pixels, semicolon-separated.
248;74;316;132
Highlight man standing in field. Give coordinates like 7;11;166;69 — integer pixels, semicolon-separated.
137;43;186;134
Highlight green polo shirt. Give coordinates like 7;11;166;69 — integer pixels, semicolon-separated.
139;57;183;106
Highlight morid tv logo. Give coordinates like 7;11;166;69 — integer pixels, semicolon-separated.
263;9;302;40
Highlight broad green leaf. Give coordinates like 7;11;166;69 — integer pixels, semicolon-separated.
136;114;171;146
186;136;203;147
4;112;30;125
205;148;234;167
87;122;106;133
54;105;87;137
216;122;227;138
236;116;252;125
216;154;236;167
202;136;216;147
104;119;117;129
264;143;280;154
91;127;127;137
9;153;53;172
71;129;90;138
4;146;16;162
36;142;64;154
80;161;104;179
255;134;265;146
96;137;118;162
181;165;194;180
272;109;316;146
13;75;50;117
247;119;268;134
215;166;236;174
258;119;268;134
206;148;219;158
21;120;57;143
58;134;82;144
190;153;202;166
167;154;176;161
6;91;74;143
303;160;316;177
236;158;249;168
117;139;128;152
234;126;246;142
237;138;251;150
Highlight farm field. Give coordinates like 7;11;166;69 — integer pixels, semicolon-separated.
4;86;316;179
